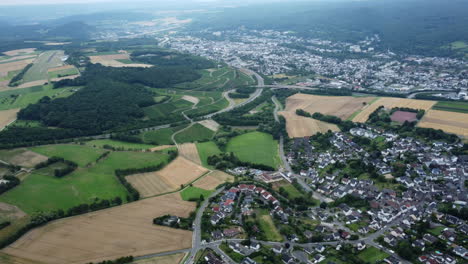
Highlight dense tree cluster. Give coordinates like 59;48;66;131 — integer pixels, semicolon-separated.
207;152;275;171
131;50;215;69
153;212;196;230
8;63;33;87
19;80;155;132
87;256;133;264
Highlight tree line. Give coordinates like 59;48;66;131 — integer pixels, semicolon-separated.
35;156;78;177
207;152;275;171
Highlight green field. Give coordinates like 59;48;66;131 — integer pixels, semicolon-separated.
0;84;77;111
180;186;213;201
281;184;303;199
433;101;468;113
115;59;134;64
144;98;193;119
174;123;215;144
357;247;389;263
48;67;79;79
31;144;107;167
174;67;236;90
226;132;280;169
0;151;171;213
139;124;188;145
196;141;222;168
257;209;283;242
451;41;468;49
86;139;155;150
23;50;65;82
428;226;446;236
185;98;229;117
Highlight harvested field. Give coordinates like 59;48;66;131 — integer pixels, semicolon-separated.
155;157;208;187
149;145;173;152
126;157;208;198
194;171;234;190
2;193;195;264
198;119;220;132
0;148;48;168
44;42;71;46
15;80;48;89
0;108;19;131
352;97;436;123
132;253;186;264
0;252;46;264
2;49;36;57
0;202;26;222
181;95;199;104
89;53;152;68
279;111;340;138
284;93;374;120
418;110;468;137
0;59;35;76
179;143;202;165
0;55;37;64
390;111;417;123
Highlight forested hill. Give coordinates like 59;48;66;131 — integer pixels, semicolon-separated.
188;0;468;57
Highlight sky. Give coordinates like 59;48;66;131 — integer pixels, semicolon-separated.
0;0;298;6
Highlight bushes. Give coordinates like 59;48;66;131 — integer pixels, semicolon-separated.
34;156;78;178
87;256;133;264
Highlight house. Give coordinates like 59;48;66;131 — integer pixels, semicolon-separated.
211;230;224;240
412;239;425;251
272;245;283;254
281;254;295;264
440;229;456;242
162;216;180;226
205;253;224;264
241;258;256;264
358;226;369;234
229;242;242;254
304;230;314;239
453;246;468;259
423;234;438;244
312;254;325;264
383;256;401;264
356;242;366;251
341;231;351;240
315;245;325;253
223;227;241;237
250;242;261;251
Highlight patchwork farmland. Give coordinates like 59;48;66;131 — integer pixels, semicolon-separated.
418;110;468;138
1;193;195;264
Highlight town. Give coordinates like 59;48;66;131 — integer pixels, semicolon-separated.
160;29;467;100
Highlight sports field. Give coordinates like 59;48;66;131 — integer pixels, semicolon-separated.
226;132;281;169
174;123;215;144
0;151;172;213
1;193;194;264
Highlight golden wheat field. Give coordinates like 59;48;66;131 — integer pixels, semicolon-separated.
126;157;208;197
418;110;468;137
279;111;340;138
194;171;234;190
178;143;202;165
2;193;195;264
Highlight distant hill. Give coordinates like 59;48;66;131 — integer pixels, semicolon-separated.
46;21;95;40
188;0;468;57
